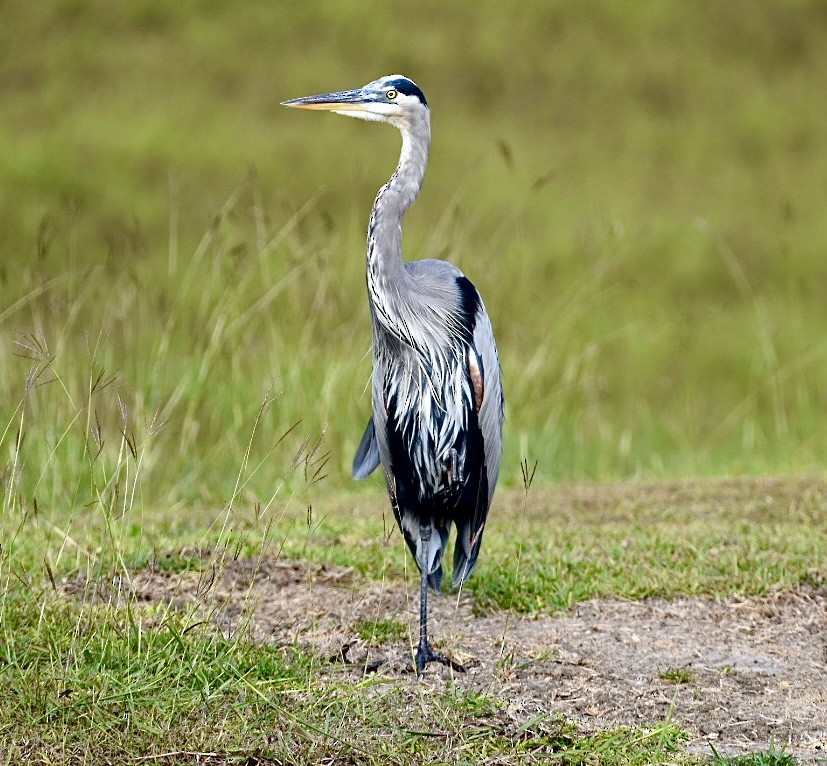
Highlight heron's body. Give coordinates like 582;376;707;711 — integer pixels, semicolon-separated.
283;75;503;674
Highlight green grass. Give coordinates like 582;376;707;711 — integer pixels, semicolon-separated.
659;667;695;685
0;580;694;765
709;744;798;766
355;618;409;646
2;1;826;762
288;479;827;613
3;0;827;509
1;473;822;762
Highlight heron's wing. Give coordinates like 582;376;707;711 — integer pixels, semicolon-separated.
473;304;504;501
352;417;381;479
452;290;504;587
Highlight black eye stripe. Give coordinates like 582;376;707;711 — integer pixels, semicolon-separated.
383;78;428;107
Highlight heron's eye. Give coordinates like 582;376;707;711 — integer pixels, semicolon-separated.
386;89;398;100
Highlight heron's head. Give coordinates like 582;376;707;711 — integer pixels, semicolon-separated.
282;75;428;130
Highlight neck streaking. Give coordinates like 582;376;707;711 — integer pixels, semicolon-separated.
366;112;431;343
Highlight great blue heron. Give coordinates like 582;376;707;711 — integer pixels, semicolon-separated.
283;75;503;675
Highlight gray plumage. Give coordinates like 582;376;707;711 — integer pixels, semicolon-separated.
283;75;504;674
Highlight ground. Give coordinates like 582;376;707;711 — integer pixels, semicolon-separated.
118;555;827;762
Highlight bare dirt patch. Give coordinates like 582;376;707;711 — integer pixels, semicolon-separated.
118;557;827;761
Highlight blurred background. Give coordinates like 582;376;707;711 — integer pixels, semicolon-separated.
2;0;827;514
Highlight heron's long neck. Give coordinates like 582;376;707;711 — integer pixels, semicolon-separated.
366;115;430;334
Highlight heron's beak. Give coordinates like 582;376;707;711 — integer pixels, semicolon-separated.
281;88;371;112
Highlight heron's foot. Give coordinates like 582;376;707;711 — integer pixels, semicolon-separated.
415;642;466;677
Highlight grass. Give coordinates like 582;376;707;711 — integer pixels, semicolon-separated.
0;563;698;765
2;1;826;762
355;618;409;646
293;478;827;613
660;667;695;685
3;1;827;502
1;470;822;762
709;744;798;766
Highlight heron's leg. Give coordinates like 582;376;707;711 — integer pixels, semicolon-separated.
415;523;466;677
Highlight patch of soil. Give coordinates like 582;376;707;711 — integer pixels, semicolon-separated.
114;558;827;761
